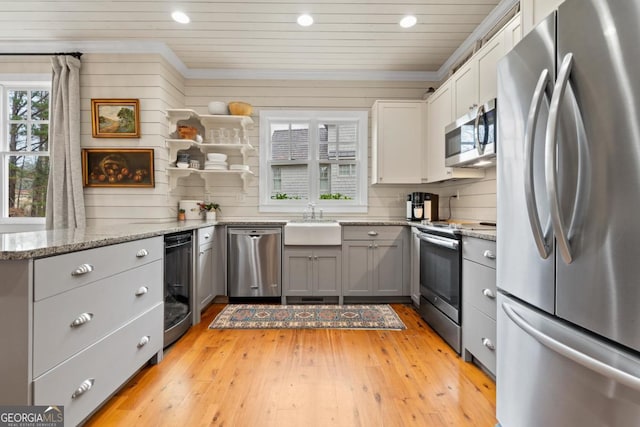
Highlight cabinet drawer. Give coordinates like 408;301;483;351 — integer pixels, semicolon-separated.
462;237;496;268
463;306;496;374
33;260;162;377
462;260;497;319
34;237;163;301
198;226;214;246
33;303;163;427
342;226;404;241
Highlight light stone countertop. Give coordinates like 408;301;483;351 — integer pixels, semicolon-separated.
0;218;496;260
0;220;216;260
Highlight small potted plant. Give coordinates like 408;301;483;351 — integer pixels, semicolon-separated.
177;208;186;221
198;202;220;221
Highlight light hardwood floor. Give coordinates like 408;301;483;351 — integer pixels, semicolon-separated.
86;304;496;426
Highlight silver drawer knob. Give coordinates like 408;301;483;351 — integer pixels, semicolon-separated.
482;288;496;299
137;335;151;348
71;378;95;399
483;250;496;260
136;249;149;258
204;233;210;239
135;286;149;296
70;312;94;328
367;231;378;236
481;337;495;350
71;263;93;276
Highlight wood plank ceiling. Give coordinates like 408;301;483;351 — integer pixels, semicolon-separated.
0;0;503;75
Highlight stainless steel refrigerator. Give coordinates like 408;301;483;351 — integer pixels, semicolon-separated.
496;0;640;425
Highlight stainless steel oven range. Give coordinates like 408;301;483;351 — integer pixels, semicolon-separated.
418;223;462;353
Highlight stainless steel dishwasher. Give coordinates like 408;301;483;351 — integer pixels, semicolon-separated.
227;227;282;297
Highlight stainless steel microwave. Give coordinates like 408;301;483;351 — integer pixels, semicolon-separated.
444;99;496;167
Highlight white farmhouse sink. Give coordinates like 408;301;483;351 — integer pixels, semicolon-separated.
284;220;342;245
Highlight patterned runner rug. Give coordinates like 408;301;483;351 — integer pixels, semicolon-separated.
209;304;406;330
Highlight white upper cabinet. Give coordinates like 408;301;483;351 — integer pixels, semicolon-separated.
503;12;523;51
452;60;478;119
371;100;426;184
521;0;564;36
425;83;484;183
477;33;506;106
426;83;453;183
424;13;522;183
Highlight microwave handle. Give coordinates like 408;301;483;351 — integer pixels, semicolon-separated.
474;104;489;154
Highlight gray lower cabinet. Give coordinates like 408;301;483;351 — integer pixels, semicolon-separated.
197;226;215;311
283;247;342;297
342;226;408;297
462;236;497;376
0;237;164;426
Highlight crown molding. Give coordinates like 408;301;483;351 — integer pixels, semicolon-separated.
0;0;517;84
185;68;438;82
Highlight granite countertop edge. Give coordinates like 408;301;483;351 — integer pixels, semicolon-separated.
0;218;495;260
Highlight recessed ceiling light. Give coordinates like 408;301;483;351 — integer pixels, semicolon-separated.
399;15;417;28
297;14;314;27
172;11;190;24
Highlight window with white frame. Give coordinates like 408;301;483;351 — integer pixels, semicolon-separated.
260;110;368;213
0;82;50;221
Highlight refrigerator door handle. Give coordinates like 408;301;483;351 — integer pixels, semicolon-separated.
524;68;553;259
502;301;640;392
546;53;574;264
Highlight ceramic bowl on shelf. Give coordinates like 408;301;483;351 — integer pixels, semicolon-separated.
228;101;252;116
176;162;189;169
208;101;228;115
207;153;228;162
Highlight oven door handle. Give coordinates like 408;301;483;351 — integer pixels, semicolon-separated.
419;234;459;250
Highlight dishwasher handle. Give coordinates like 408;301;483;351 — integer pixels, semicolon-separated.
228;228;282;236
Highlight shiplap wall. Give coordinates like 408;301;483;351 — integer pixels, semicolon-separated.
80;53;186;226
436;167;497;222
0;55;496;229
183;79;442;219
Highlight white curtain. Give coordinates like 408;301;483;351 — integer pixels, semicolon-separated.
45;55;85;229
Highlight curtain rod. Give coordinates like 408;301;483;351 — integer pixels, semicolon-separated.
0;52;82;59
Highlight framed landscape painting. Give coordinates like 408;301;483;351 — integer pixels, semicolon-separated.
91;98;140;138
82;148;154;187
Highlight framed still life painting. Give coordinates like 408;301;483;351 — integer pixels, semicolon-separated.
91;98;140;138
82;148;154;188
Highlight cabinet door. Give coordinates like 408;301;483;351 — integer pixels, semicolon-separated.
283;249;313;296
477;34;506;104
197;244;215;310
426;83;453;183
342;242;372;296
313;249;342;296
372;239;404;296
372;101;425;184
503;13;522;52
452;61;478;118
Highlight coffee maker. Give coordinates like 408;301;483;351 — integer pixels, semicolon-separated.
406;192;439;221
